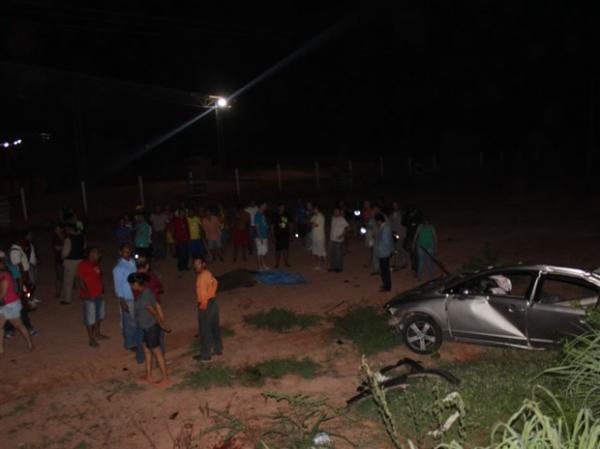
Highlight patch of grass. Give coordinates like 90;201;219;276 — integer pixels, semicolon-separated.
238;357;321;386
179;363;235;390
179;357;321;389
333;306;398;355
354;348;558;446
243;308;321;332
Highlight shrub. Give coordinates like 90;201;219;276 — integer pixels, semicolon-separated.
243;308;321;332
333;306;398;355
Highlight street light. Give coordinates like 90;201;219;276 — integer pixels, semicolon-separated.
204;95;231;172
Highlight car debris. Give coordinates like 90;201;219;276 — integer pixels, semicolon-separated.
346;358;460;405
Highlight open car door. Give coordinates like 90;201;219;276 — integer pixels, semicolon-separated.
527;274;598;346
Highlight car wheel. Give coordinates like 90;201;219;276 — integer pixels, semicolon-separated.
402;315;442;354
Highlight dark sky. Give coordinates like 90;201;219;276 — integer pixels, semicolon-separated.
1;1;598;188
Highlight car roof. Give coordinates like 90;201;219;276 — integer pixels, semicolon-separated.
468;264;600;288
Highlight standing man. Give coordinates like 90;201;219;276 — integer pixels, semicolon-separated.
328;208;349;273
77;247;107;347
172;209;190;272
412;216;438;282
187;208;206;260
374;213;394;292
390;201;408;271
310;204;326;270
52;224;65;299
61;224;86;305
112;244;137;350
193;256;221;362
254;202;269;271
272;203;292;268
134;214;152;257
202;208;223;262
245;201;259;256
149;206;169;260
232;204;250;262
127;272;171;386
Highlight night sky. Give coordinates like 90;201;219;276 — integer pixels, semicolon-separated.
1;2;598;189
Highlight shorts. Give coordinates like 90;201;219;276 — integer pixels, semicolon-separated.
311;238;327;257
142;323;161;349
208;239;222;250
189;239;206;258
0;300;22;320
83;296;105;326
255;238;268;256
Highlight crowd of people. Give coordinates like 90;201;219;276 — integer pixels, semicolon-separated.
0;199;438;387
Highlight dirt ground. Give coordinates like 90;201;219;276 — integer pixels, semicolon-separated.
1;195;599;449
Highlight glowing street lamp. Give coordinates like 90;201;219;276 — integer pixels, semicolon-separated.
216;97;228;108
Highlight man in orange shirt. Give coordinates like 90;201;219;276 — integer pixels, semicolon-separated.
193;256;221;362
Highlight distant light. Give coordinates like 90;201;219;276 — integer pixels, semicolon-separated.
360;226;367;235
216;97;228;108
353;209;361;217
2;143;9;148
13;140;21;145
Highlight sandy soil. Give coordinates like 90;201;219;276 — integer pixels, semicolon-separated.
1;195;599;449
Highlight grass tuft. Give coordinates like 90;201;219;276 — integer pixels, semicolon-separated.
179;363;235;390
243;308;321;332
333;306;398;355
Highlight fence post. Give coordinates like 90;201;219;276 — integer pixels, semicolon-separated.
315;161;320;190
234;168;240;199
138;176;145;207
277;163;282;192
20;187;28;222
81;180;88;216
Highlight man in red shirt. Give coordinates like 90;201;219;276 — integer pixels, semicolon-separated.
171;209;190;273
77;247;108;347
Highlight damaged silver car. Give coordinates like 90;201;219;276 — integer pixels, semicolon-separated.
384;265;600;354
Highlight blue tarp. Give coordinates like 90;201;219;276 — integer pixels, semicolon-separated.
253;270;307;285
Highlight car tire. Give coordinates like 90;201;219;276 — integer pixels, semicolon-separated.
402;315;442;354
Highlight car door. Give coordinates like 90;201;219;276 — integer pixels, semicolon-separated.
527;275;598;346
446;271;536;345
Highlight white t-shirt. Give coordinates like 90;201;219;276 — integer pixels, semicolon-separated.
245;206;259;226
330;216;349;242
150;212;170;232
310;212;326;241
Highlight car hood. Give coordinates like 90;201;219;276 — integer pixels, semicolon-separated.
384;275;460;308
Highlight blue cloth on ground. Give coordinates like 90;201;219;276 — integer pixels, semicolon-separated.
253;270;307;285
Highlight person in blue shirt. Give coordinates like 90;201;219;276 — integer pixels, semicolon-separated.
112;244;137;349
134;215;152;257
254;202;270;271
374;213;394;292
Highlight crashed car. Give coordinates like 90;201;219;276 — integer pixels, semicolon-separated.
385;265;600;354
